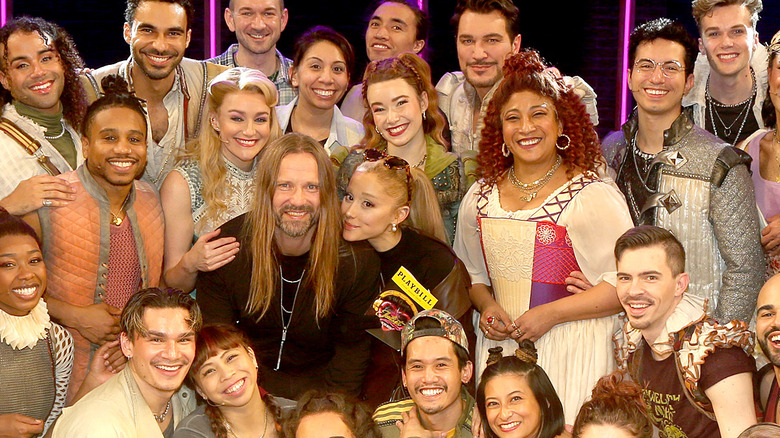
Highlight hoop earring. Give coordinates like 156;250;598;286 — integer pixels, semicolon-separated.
501;143;510;157
375;126;380;134
556;134;571;151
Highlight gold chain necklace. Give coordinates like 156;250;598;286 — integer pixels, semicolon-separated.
508;155;562;202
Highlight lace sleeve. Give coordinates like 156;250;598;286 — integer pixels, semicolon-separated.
43;322;74;435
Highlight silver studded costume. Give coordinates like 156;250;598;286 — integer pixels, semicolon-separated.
603;107;765;323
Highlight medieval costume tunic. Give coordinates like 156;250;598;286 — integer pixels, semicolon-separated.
0;300;73;436
603;107;765;323
454;173;633;423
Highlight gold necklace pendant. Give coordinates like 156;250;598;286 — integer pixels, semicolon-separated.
110;213;123;226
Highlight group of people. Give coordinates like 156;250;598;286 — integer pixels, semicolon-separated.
3;0;780;437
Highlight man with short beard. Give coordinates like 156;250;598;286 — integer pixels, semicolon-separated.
755;274;780;423
81;0;227;189
373;310;474;438
53;288;200;437
436;0;598;183
207;0;296;105
196;133;380;399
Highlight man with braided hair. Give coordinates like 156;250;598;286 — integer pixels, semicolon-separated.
0;17;86;217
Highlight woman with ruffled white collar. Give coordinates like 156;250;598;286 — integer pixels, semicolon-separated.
0;208;73;437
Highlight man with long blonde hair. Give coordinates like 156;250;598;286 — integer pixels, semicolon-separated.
196;133;381;399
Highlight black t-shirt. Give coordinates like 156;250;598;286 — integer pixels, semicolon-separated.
637;341;755;438
196;214;381;398
377;228;454;293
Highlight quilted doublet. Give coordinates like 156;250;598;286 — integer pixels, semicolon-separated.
45;172;100;305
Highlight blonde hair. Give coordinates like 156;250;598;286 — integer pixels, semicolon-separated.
360;53;448;150
354;159;446;242
242;133;341;320
195;67;281;230
691;0;762;29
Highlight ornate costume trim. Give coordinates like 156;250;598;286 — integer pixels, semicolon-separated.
615;294;754;415
0;300;51;350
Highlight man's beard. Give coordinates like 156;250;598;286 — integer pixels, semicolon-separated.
274;204;318;238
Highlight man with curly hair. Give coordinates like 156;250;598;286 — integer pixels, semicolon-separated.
602;18;764;324
0;17;87;217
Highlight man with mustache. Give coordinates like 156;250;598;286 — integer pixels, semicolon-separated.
208;0;295;106
614;225;756;438
436;0;598;183
373;309;474;438
53;288;200;437
0;17;84;217
81;0;227;189
196;133;380;399
755;274;780;423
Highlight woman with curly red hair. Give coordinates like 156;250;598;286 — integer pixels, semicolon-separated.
572;372;652;437
453;49;633;422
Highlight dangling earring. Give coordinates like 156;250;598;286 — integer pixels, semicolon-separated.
422;111;427;121
391;223;398;232
375;126;380;134
501;143;510;157
556;134;571;151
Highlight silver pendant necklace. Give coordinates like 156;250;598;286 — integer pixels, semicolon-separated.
275;266;305;371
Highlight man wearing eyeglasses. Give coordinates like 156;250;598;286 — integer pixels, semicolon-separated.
602;18;764;324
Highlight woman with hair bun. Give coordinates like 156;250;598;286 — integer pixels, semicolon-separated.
337;52;464;243
454;49;633;422
341;149;472;406
476;341;565;438
161;67;281;293
572;372;652;438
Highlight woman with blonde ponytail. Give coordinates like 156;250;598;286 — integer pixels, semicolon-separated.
336;53;465;243
341;149;473;407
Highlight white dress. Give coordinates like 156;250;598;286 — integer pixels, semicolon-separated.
454;174;633;423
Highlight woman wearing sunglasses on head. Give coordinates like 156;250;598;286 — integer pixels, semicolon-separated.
341;149;473;407
336;53;464;243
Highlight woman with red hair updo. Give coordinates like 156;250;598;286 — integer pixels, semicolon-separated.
453;49;633;422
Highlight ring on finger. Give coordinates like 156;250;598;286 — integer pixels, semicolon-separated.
486;316;496;327
42;199;53;207
516;329;523;337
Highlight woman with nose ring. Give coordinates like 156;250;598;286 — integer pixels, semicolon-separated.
340;149;473;406
336;52;464;243
160;67;281;293
174;324;282;438
275;26;364;155
454;49;633;422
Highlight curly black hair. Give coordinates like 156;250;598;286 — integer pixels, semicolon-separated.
0;16;87;131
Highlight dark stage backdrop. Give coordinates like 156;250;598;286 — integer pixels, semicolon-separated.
13;0;780;136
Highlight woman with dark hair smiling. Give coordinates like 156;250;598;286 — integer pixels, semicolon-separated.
454;49;633;422
174;324;282;438
276;26;363;154
477;342;565;438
